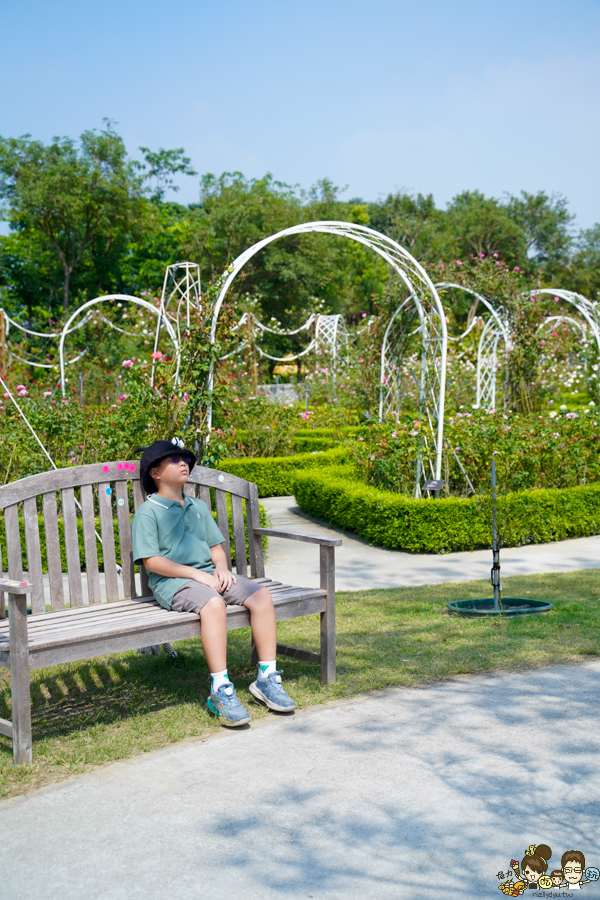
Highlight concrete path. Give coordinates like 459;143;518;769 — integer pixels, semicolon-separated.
2;662;600;899
262;496;600;590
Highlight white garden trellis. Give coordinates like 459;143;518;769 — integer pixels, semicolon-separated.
529;289;600;405
435;283;511;410
206;222;447;482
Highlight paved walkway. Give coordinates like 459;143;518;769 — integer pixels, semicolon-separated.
262;496;600;590
2;662;600;899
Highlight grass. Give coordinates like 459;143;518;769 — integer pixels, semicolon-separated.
2;568;600;800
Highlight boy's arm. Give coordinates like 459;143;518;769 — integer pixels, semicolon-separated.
142;556;220;591
210;543;236;592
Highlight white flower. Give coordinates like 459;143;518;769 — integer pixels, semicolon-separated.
549;411;557;418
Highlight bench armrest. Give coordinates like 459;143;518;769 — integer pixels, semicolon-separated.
252;527;342;548
0;579;33;595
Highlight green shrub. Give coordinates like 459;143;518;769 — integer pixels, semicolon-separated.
217;446;350;497
293;467;600;553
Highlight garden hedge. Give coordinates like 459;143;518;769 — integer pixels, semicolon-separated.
217;446;349;497
293;467;600;553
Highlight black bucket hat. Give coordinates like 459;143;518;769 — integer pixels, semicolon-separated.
138;438;196;494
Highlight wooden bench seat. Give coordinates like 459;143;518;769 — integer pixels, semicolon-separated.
0;462;340;764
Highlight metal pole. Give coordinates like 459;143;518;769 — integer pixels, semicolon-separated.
491;458;501;611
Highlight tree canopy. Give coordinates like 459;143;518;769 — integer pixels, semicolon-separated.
0;124;596;330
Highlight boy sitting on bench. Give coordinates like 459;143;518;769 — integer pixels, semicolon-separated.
131;439;296;726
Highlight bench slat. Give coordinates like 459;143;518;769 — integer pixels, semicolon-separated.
247;483;265;578
231;493;247;577
62;488;83;608
0;530;5;620
42;492;65;611
215;489;231;568
5;504;23;583
116;481;135;600
198;485;211;510
98;482;119;601
132;480;149;597
80;484;101;606
23;497;45;615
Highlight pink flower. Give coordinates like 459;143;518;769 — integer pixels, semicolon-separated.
118;394;126;401
455;260;462;266
16;384;25;390
18;389;27;396
553;332;557;338
2;392;10;399
391;431;398;438
554;297;559;302
122;359;134;368
234;398;240;402
69;457;77;463
493;253;499;258
479;253;485;258
541;340;546;345
361;313;367;318
215;428;223;434
43;390;52;397
513;266;520;272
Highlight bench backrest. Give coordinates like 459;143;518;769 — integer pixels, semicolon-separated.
0;462;264;617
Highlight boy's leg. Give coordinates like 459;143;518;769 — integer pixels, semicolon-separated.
172;582;250;726
198;594;227;673
240;586;296;713
242;588;277;661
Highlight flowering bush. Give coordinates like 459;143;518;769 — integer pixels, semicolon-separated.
345;407;600;496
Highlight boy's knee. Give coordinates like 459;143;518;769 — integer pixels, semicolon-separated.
201;594;225;616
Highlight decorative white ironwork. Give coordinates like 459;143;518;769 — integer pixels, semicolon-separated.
59;295;180;397
434;283;511;411
151;262;201;385
315;313;348;371
530;289;600;404
205;221;447;481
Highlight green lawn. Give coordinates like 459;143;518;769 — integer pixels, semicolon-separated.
2;568;600;800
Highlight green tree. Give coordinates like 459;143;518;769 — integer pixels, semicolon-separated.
433;190;527;264
505;191;574;274
0;123;147;312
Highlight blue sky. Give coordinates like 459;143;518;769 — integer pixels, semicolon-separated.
2;0;600;228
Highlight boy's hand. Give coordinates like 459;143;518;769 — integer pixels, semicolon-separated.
192;570;221;592
214;567;236;592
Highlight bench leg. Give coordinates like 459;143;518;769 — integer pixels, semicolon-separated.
319;545;336;684
9;593;32;765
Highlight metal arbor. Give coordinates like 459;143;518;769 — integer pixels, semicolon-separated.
529;289;600;404
207;221;447;482
435;283;511;411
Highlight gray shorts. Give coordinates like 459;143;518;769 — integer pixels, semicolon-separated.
171;574;263;614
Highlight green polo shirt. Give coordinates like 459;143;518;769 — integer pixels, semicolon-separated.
131;493;225;610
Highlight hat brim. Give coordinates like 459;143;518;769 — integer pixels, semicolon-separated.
142;450;196;494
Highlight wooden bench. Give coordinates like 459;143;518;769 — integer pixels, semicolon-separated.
0;461;341;764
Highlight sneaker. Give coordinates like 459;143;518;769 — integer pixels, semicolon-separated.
207;683;251;727
249;670;296;712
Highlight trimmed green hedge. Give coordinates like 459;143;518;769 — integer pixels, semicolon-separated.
293;467;600;553
217;446;350;497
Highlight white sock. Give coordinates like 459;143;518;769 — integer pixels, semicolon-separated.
258;660;277;679
211;669;231;692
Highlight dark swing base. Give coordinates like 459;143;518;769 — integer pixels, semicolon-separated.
447;597;553;618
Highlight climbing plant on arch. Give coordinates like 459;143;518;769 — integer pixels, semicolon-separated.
206;221;448;481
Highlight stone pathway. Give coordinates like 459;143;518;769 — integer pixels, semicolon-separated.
261;496;600;590
2;662;600;899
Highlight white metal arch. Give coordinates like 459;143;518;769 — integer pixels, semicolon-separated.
435;283;510;410
59;295;180;396
207;221;447;481
529;289;600;404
